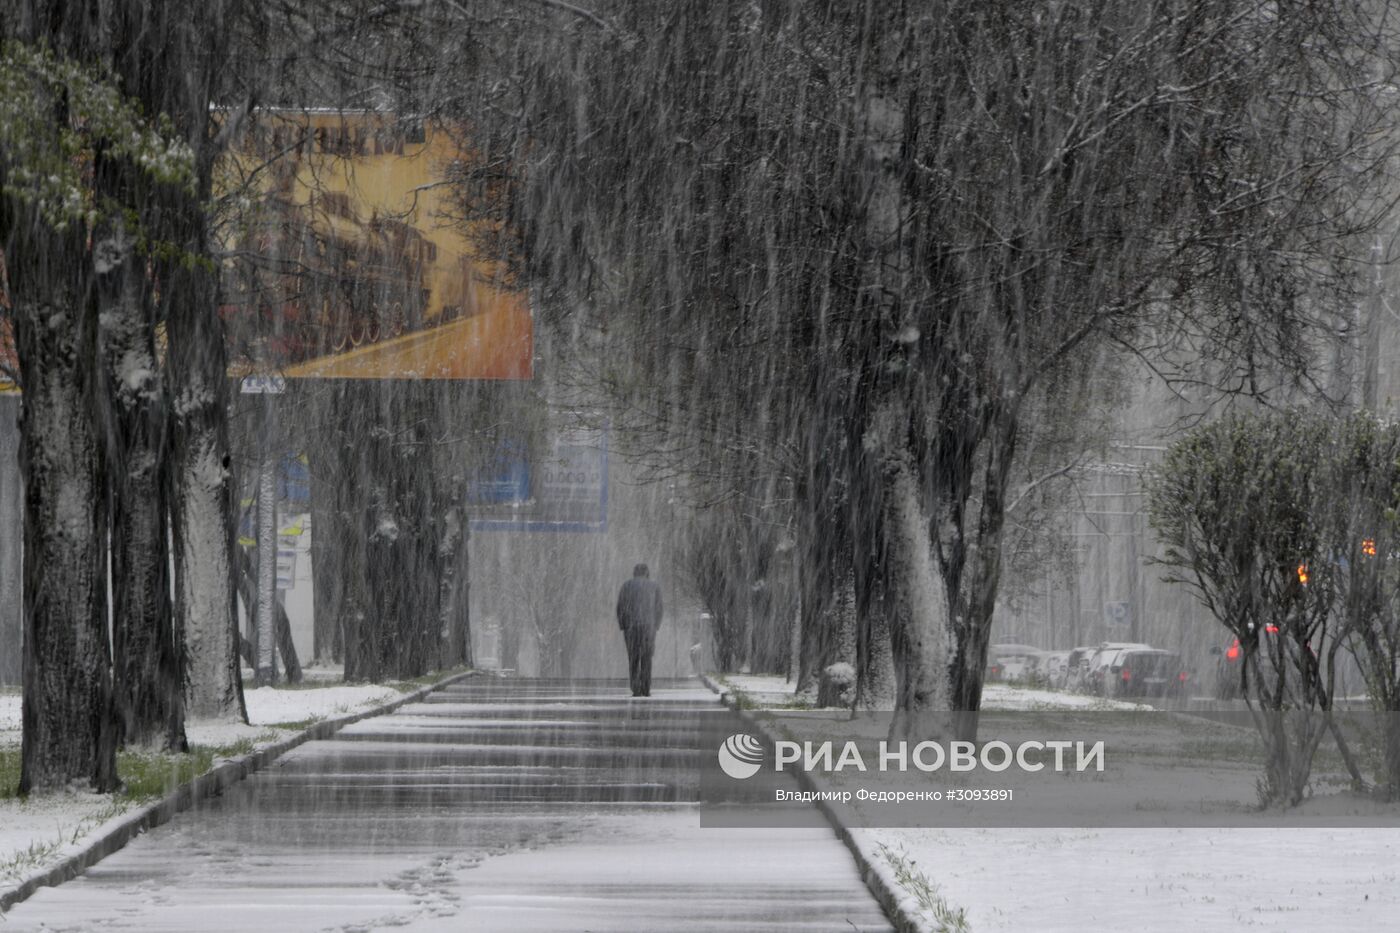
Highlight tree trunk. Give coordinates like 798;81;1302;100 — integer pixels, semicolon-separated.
794;483;848;695
337;416;375;683
96;209;186;751
165;209;246;723
853;572;896;710
0;396;21;688
308;429;343;664
946;410;1019;740
441;499;472;668
1386;713;1400;799
13;241;119;793
881;444;952;738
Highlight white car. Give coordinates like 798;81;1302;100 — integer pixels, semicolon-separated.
988;644;1047;684
1041;650;1072;689
1064;645;1099;692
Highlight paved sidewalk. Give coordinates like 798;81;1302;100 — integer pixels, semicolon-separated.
2;677;894;931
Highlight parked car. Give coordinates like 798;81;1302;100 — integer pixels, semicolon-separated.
1211;624;1310;700
986;644;1044;684
1109;649;1188;698
1084;642;1152;696
1064;645;1098;692
1041;650;1072;689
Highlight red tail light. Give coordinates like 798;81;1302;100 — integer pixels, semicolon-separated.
1226;642;1240;661
1178;671;1189;682
1121;668;1131;682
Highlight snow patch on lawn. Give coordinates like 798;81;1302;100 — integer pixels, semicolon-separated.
183;683;400;748
1;680;411;891
0;692;19;747
721;673;798;697
0;793;127;884
861;826;1400;932
712;675;1393;931
717;673;1148;712
980;683;1149;712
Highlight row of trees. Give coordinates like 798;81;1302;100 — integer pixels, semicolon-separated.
438;0;1400;736
1151;411;1400;805
0;1;507;794
8;0;1400;795
1;7;247;792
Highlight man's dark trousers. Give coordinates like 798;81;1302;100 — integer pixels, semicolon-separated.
624;624;656;696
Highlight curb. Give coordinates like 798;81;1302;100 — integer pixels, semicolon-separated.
698;674;927;933
0;669;480;913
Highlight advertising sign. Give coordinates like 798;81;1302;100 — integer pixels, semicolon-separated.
221;110;533;381
470;425;608;533
0;113;534;387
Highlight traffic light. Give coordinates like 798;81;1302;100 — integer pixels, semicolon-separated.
1363;538;1377;558
1296;563;1309;586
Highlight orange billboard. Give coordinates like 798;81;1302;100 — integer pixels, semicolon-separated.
221;110;532;380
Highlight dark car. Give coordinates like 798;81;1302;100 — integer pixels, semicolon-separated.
1211;624;1312;700
1109;649;1188;699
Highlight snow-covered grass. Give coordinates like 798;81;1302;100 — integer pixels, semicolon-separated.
0;672;460;890
859;826;1400;932
713;673;1150;712
718;676;1400;932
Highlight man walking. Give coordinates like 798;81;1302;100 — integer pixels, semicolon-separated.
616;563;663;697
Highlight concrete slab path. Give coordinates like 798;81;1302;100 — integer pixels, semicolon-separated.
2;677;895;932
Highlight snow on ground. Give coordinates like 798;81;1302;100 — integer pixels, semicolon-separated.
718;673;1150;712
722;674;798;697
979;683;1149;711
717;676;1399;932
861;826;1400;932
0;677;417;889
183;683;400;748
0;690;19;748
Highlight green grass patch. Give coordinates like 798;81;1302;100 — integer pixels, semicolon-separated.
0;745;19;800
385;665;473;692
117;739;256;801
1;743;257;802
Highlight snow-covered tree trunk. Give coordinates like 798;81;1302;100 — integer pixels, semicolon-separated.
13;246;119;793
95;209;186;751
439;497;472;668
857;82;952;726
166;226;246;723
869;404;951;734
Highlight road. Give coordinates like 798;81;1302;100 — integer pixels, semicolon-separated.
3;677;895;932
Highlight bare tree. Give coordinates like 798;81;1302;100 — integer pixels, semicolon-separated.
443;1;1397;739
